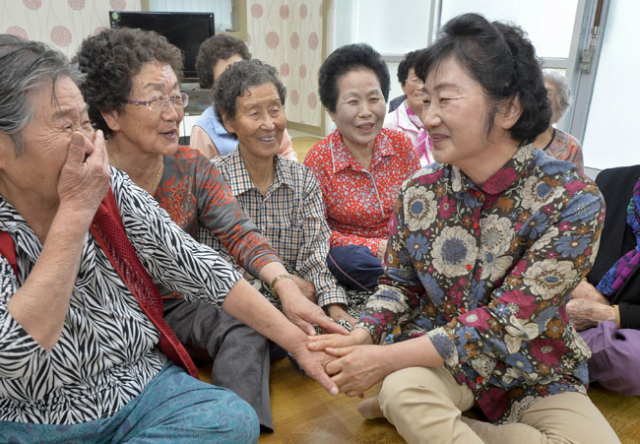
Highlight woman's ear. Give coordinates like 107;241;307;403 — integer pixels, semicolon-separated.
221;112;236;135
498;94;523;131
100;109;121;133
328;110;337;124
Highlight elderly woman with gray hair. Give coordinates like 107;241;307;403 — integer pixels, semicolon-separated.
209;58;354;328
0;35;338;442
533;70;584;172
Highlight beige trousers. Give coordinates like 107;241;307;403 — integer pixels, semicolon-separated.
378;366;620;444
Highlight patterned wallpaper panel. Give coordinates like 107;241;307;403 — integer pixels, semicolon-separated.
246;0;323;127
1;0;321;128
0;0;141;58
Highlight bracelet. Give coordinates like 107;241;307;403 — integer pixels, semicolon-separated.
269;274;294;297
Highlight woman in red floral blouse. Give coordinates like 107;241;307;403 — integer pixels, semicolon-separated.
309;14;618;444
304;44;420;292
76;27;343;432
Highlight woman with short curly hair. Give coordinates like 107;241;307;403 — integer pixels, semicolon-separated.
190;34;295;160
532;69;584;171
304;43;420;293
75;27;342;433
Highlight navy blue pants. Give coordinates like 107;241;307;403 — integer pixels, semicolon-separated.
327;245;383;292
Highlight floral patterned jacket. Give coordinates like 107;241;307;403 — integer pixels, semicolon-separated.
356;146;604;423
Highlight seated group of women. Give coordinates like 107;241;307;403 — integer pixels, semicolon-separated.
0;11;635;444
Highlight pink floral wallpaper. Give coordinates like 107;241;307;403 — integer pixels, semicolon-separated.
246;0;323;127
1;0;323;128
1;0;141;58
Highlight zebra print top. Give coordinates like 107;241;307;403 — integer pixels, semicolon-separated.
0;168;240;424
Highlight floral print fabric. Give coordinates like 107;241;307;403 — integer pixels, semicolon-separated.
356;145;604;423
304;128;420;256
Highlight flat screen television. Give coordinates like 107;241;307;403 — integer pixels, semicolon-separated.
109;11;214;80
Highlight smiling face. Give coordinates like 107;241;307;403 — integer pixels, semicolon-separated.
402;67;426;117
104;61;182;157
329;68;386;153
422;55;499;169
223;82;286;162
0;76;92;205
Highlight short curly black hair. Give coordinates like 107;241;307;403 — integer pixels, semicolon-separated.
397;50;423;86
74;27;183;139
213;59;286;130
318;43;390;113
195;34;251;89
415;13;551;145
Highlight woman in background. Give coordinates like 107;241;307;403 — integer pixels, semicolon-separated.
191;34;296;161
304;43;420;293
533;69;584;172
75;27;342;432
568;164;640;396
383;49;433;166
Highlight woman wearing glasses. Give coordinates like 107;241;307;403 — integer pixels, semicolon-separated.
75;28;343;433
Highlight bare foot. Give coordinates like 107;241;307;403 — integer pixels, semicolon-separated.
358;396;384;419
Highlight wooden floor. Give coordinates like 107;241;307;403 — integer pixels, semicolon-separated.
199;358;640;443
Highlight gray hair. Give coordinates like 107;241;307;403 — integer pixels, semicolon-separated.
213;59;286;126
543;69;572;119
0;35;84;155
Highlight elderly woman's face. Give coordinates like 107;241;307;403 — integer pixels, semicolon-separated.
106;61;182;157
422;55;496;167
329;68;386;152
545;82;560;124
402;68;426;117
223;82;285;161
0;77;92;201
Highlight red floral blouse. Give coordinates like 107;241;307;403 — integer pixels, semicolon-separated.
304;128;420;256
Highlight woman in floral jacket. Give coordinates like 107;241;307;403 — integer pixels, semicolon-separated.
309;13;618;444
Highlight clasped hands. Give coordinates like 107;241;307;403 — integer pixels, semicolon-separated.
305;327;390;397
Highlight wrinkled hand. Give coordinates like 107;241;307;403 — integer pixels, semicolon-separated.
567;298;616;331
289;275;317;303
376;240;388;261
325;344;389;397
280;289;348;336
326;304;356;331
289;341;339;396
308;327;373;352
571;280;609;305
58;130;110;217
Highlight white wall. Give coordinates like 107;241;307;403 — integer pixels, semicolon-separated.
582;1;640;169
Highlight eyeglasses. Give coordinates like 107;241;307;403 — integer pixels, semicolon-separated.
126;92;189;112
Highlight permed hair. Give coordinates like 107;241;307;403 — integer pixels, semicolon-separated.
213;59;286;129
543;69;572;122
0;34;84;155
318;43;390;113
74;27;183;139
195;34;251;90
415;13;551;145
397;50;423;86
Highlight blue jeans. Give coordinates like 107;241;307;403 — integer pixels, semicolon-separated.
0;362;259;443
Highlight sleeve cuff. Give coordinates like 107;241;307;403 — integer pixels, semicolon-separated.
427;327;459;368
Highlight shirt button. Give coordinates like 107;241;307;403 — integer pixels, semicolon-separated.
370;188;376;194
374;203;380;209
473;222;479;229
